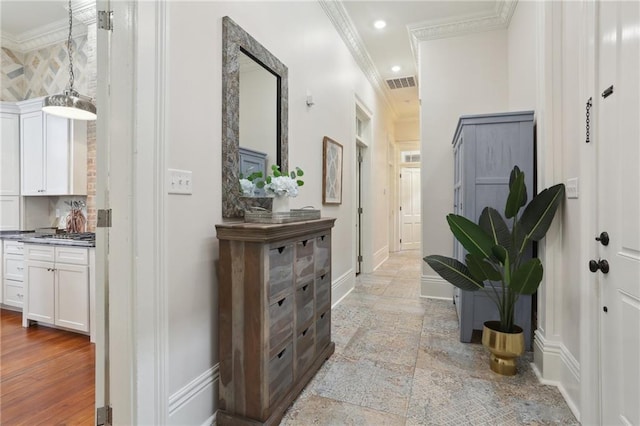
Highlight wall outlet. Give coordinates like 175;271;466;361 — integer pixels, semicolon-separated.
167;169;193;195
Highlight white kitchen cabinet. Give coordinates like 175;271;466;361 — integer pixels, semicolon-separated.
2;240;25;309
19;98;87;196
23;244;89;333
0;196;20;230
1;104;21;196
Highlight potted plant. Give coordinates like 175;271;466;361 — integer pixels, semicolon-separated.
424;166;565;375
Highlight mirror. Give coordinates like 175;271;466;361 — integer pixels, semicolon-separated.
222;16;288;218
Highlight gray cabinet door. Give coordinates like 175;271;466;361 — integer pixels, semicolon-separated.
451;111;534;350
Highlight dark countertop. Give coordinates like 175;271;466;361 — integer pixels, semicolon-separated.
1;231;95;248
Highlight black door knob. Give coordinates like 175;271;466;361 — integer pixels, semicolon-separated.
595;232;610;246
589;259;610;274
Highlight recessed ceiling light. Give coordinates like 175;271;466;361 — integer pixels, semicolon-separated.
391;65;401;73
374;20;386;29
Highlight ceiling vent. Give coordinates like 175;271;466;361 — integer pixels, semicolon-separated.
386;76;416;90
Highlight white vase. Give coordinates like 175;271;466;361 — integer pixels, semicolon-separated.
271;195;289;213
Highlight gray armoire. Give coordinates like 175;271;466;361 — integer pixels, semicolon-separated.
452;111;535;350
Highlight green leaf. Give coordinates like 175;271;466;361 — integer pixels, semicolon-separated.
509;166;528;207
518;183;565;242
290;171;296;179
296;167;304;177
446;214;495;259
479;207;511;251
297;180;304;186
505;170;526;219
424;255;484;291
491;245;508;264
256;181;265;189
466;253;501;281
509;258;543;295
266;176;272;184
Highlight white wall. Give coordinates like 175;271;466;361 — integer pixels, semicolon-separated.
395;118;419;142
164;2;393;423
419;29;508;298
507;0;538;111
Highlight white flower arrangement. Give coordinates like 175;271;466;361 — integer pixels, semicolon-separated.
239;165;304;198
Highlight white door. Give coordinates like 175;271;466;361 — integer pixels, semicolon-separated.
597;1;640;424
400;167;420;250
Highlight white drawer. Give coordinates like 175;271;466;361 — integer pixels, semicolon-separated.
25;244;55;262
4;240;24;255
4;255;24;281
55;247;88;265
4;280;24;308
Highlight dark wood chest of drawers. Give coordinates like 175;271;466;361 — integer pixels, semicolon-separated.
215;218;336;425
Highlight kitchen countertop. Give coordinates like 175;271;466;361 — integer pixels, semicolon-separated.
0;231;95;247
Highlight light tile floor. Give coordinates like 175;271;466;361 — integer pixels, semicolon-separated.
282;250;578;425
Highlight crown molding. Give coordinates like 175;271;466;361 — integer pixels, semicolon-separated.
0;15;89;54
408;0;518;65
318;0;398;119
73;0;97;26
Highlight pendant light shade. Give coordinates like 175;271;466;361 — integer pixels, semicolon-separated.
43;0;96;121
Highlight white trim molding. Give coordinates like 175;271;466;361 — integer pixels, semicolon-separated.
169;365;220;425
372;245;389;271
408;0;517;65
318;0;397;118
532;331;581;421
332;269;355;308
420;275;453;300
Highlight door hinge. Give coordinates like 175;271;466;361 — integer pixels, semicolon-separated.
400;239;402;243
399;173;402;178
601;85;614;99
358;207;363;214
96;405;112;426
357;255;363;262
357;153;363;163
98;10;114;31
399;206;402;211
97;209;112;228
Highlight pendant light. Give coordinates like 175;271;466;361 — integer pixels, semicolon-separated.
43;0;96;120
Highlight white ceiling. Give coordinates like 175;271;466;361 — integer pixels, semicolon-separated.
1;0;507;120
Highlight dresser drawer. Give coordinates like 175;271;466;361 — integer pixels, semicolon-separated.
268;342;293;406
316;309;331;352
268;245;293;300
315;235;330;277
4;280;24;307
4;255;24;281
315;273;331;313
4;240;24;255
295;281;314;331
25;244;55;262
268;294;293;353
295;239;315;285
296;324;315;377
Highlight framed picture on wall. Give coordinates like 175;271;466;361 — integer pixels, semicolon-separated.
322;136;343;204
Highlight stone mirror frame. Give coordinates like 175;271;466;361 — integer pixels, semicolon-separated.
222;16;288;218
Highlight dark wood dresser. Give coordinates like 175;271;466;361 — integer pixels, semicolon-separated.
215;218;336;425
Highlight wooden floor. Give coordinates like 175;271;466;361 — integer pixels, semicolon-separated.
0;309;94;425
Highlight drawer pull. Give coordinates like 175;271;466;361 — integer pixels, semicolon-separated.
320;313;325;319
277;246;286;254
277;297;286;307
320;235;325;241
321;274;326;280
17;246;23;250
17;293;23;298
302;284;309;292
16;266;23;270
301;240;308;247
302;327;309;337
277;348;286;359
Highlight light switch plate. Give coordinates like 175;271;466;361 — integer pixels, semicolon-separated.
566;177;579;199
167;169;193;195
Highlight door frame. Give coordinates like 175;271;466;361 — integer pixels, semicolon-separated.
353;96;373;273
98;1;170;423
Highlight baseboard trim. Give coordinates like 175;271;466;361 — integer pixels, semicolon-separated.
168;364;219;424
332;269;355;308
372;246;389;271
532;331;581;422
201;412;216;426
420;275;453;300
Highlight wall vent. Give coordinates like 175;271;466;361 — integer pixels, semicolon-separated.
386;76;416;90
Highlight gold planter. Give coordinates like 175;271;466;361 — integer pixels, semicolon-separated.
481;321;525;376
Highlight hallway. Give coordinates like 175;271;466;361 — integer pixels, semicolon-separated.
282;251;577;425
